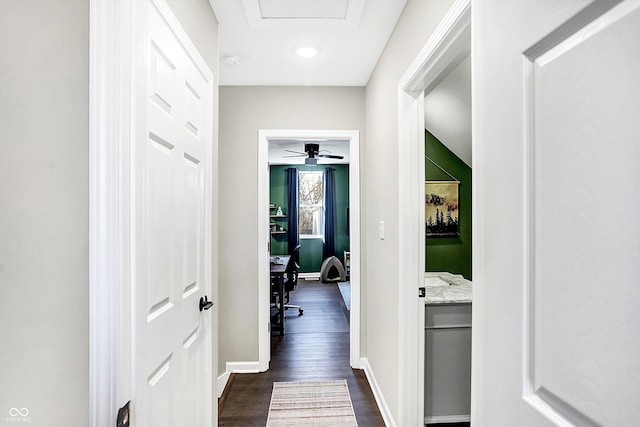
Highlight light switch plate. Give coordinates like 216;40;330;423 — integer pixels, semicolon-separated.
379;221;385;240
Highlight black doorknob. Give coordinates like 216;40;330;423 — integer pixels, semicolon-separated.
199;295;213;312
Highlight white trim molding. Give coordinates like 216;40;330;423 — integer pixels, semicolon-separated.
225;361;263;373
425;414;471;424
239;0;365;29
258;129;362;370
361;357;396;427
217;371;230;398
396;0;471;425
89;0;133;425
216;361;262;398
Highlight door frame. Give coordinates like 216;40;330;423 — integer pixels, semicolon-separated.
89;0;133;425
89;1;216;426
257;129;362;369
396;0;470;425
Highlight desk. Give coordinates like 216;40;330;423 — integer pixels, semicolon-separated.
270;255;291;336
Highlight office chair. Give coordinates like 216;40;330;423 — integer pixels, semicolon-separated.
283;244;303;315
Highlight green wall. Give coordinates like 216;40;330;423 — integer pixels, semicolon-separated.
425;130;472;279
270;164;350;273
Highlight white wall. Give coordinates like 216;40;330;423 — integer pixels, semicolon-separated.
218;86;365;375
363;0;454;421
0;1;89;424
0;1;217;425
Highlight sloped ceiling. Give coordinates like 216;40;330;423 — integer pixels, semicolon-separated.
424;55;472;166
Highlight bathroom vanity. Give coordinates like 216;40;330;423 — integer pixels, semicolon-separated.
424;272;472;424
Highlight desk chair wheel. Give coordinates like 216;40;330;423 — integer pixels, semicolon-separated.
298;308;303;315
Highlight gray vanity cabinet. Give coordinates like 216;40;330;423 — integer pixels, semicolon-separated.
424;302;472;424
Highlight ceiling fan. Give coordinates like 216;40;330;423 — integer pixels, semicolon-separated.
284;143;344;166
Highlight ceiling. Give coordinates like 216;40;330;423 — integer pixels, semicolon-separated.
207;0;407;86
424;55;472;166
207;0;470;167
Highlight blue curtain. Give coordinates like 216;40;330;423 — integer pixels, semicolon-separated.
286;168;299;255
323;168;336;259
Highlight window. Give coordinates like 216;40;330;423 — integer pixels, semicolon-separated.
299;171;324;238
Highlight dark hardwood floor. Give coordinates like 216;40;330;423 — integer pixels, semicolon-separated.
218;279;385;426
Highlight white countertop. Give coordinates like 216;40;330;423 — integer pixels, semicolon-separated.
424;272;472;304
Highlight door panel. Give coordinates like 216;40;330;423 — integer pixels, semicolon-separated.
146;134;176;321
474;1;640;425
133;1;214;425
184;157;200;298
529;3;640;425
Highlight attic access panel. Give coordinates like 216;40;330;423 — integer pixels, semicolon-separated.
259;0;349;19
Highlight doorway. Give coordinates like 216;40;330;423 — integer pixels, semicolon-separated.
257;130;361;370
89;0;217;425
423;52;472;425
396;0;471;424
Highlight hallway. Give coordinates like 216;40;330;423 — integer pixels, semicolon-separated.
218;280;384;426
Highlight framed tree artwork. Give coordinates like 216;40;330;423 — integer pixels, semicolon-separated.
425;181;459;237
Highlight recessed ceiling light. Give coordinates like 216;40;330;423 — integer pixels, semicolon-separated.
296;47;318;58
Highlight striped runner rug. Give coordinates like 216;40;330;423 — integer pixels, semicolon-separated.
266;380;358;426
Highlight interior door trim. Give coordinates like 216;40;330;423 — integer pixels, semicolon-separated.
396;0;470;425
89;1;133;425
257;129;362;371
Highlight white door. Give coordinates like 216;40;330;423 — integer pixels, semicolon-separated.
131;1;215;426
473;1;640;425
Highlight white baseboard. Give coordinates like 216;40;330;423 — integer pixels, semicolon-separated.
361;357;396;427
298;272;320;280
425;414;471;423
350;357;364;370
217;361;263;398
217;370;230;398
226;360;262;373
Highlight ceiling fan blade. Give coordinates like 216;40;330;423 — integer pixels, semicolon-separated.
318;154;344;159
284;149;306;155
283;154;307;158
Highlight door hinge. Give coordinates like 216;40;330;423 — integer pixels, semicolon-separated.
418;287;425;298
117;401;130;427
